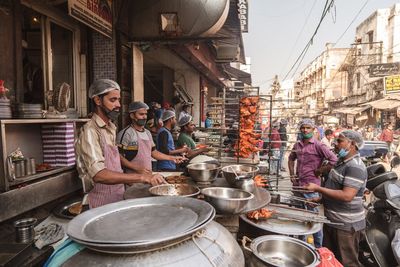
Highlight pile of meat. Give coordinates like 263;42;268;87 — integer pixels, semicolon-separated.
247;208;275;220
235;96;261;158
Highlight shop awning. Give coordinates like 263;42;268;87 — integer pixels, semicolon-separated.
356;114;368;121
222;64;252;85
332;106;370;115
362;98;400;110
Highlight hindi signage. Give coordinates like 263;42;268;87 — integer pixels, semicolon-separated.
68;0;112;38
369;63;400;77
384;75;400;94
237;0;248;33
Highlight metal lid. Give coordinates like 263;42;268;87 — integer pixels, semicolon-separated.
240;204;323;236
67;197;215;245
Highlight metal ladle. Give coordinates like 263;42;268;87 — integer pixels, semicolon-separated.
230;166;247;180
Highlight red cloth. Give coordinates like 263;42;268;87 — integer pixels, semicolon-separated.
317;247;343;267
380;129;393;142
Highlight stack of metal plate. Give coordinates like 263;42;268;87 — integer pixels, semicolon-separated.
0;99;12;118
67;196;215;254
14;103;43;119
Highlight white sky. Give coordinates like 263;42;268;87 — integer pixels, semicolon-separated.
243;0;400;88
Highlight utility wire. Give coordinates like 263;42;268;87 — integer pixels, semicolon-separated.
334;0;370;47
283;0;335;81
279;0;318;77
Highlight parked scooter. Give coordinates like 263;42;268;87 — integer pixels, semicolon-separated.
359;155;400;267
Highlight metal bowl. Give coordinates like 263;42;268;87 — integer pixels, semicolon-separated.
222;165;259;186
186;163;220;183
201;187;254;214
149;184;200;198
244;235;320;267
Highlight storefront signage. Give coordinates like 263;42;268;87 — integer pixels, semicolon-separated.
384;75;400;94
237;0;248;33
68;0;112;38
369;63;400;77
347;115;354;125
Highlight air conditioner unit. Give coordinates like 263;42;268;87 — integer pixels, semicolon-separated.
215;44;239;62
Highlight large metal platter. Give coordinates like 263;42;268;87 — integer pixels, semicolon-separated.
242;187;271;213
69;209;216;254
67;196;215;245
240;204;323;236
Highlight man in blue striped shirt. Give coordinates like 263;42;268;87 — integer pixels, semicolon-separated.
305;130;367;267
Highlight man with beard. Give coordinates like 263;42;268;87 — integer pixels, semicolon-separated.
156;110;188;170
75;80;165;209
117;101;185;173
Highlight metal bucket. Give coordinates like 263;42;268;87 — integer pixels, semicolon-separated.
242;235;320;267
14;218;37;243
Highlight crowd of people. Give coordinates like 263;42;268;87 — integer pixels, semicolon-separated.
75;79;209;208
260;118;398;266
284;119;368;266
74;79;393;266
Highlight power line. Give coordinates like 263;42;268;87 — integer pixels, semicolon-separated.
283;0;335;81
333;0;370;47
279;0;318;77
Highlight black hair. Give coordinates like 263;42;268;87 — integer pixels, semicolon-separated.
324;129;333;136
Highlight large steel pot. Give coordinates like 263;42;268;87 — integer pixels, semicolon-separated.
222;165;259;186
62;221;244;267
187;163;220;183
242;235;320;267
201;187;254;214
149;184;200;198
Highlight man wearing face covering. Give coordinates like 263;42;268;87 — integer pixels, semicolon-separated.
305;130;367;266
117;101;185;173
75;79;165;209
288;118;337;248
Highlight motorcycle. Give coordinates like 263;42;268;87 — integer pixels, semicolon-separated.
359;155;400;267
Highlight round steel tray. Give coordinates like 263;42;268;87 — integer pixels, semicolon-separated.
242;187;271;213
67;196;215;245
240;205;323;236
70;209;216;254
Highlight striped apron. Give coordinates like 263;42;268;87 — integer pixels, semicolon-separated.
88;134;125;209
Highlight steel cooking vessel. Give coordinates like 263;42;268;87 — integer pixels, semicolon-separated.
149;184;200;198
242;235;320;267
63;221;245;267
186;163;220;183
222;165;259;186
201;187;254;214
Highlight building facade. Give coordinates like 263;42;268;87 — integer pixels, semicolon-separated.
294;44;350;121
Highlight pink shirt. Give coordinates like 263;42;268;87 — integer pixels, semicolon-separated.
289;138;337;185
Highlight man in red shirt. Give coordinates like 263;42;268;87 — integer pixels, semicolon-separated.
269;122;281;175
380;123;394;161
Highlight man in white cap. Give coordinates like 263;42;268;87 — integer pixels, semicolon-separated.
156;110;188;170
117;101;185;173
177;115;209;158
75;79;165;209
305;130;367;266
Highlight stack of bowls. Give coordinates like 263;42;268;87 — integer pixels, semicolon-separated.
0;99;12;118
14;103;43;119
